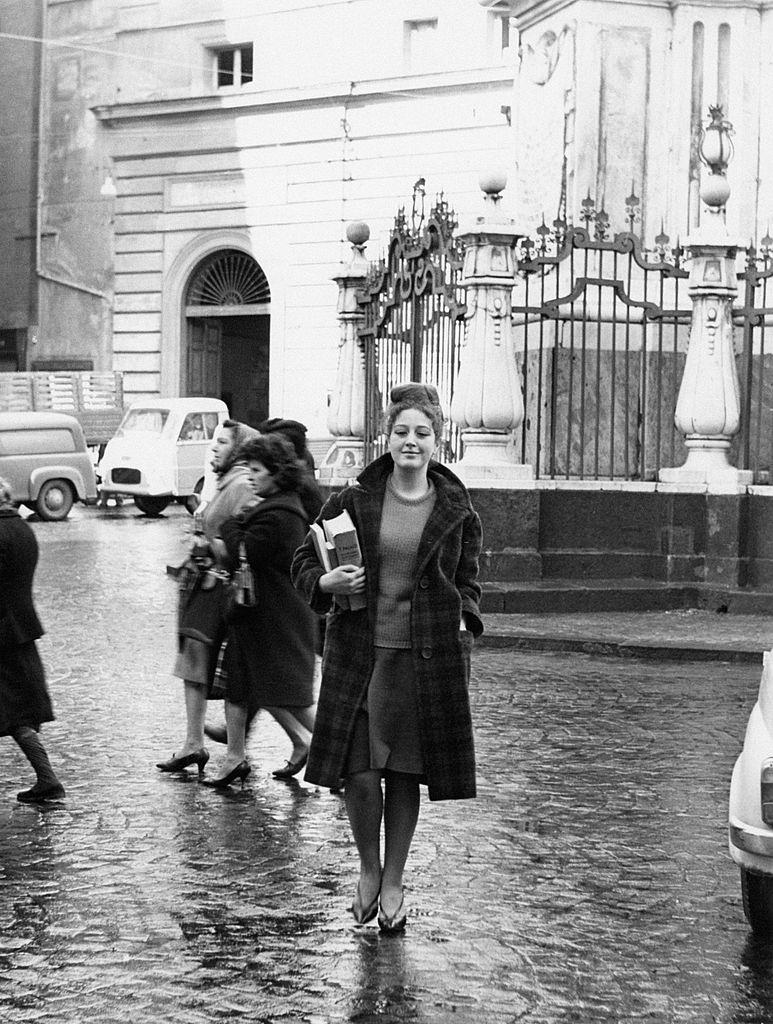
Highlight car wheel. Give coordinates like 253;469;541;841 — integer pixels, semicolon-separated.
741;868;773;936
134;495;170;517
35;479;74;521
185;478;205;515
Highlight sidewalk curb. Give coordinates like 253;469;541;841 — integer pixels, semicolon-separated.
477;633;765;663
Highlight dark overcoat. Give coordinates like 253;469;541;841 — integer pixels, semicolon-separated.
0;508;52;736
291;454;483;801
220;491;316;708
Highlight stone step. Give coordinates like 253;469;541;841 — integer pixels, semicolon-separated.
479;578;773;614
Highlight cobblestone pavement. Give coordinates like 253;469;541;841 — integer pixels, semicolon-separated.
1;505;772;1023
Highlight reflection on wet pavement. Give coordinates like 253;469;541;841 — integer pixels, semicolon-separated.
0;505;769;1022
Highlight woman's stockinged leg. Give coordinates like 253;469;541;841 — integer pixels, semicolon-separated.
264;706;313;762
182;679;208;752
223;700;249;767
381;771;421;916
345;770;384;907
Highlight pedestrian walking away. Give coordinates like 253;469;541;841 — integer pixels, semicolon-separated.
0;475;65;804
204;433;317;789
291;381;483;933
156;419;258;777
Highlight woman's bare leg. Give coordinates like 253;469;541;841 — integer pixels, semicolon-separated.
344;769;383;907
381;771;420;916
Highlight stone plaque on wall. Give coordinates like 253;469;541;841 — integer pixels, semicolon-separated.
165;174;247;211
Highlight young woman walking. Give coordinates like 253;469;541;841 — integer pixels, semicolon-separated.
292;382;483;932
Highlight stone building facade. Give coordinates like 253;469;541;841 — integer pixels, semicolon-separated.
2;0;515;436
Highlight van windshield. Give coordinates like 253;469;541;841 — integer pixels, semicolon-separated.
116;409;169;436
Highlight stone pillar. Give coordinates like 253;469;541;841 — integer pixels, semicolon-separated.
318;222;369;487
450;171;534;488
660;111;752;491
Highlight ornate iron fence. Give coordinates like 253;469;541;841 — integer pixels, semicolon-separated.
512;194;691;480
356;183;466;465
357;187;773;482
736;239;773;482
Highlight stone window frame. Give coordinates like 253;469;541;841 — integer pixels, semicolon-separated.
210;43;254;91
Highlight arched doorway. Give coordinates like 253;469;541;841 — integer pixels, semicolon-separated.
184;248;270;424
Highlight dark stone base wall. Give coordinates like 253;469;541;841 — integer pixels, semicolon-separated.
321;484;773;588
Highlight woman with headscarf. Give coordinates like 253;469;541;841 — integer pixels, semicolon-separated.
0;476;65;803
202;433;317;788
156;419;258;775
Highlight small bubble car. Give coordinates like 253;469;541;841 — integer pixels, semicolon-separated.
97;397;228;516
729;650;773;936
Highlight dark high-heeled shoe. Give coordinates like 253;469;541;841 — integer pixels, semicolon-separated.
201;760;251;789
351;881;380;924
378;895;407;934
156;749;209;775
272;752;308;779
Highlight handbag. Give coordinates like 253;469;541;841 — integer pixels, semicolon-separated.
231;541;257;608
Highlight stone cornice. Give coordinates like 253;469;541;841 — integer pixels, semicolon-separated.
92;66;514;124
512;0;773;30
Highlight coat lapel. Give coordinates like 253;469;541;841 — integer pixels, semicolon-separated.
414;476;466;577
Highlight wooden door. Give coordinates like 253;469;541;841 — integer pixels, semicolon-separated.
186;320;222;399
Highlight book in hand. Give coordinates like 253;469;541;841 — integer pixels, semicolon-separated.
309;521;349;610
322;510;366;611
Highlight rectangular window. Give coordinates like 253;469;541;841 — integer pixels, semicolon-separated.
499;15;511;52
403;19;438;70
213;45;254;89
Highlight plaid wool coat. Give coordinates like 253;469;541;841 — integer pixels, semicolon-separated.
291;454;483;801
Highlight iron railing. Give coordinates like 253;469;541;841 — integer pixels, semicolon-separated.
736;239;773;482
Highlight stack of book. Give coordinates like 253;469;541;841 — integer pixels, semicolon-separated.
309;510;366;610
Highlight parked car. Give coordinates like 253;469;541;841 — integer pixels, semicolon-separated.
97;397;228;516
0;410;98;520
729;650;773;935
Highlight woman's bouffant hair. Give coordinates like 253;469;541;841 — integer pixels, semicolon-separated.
237;433;303;492
384;381;444;437
0;475;12;505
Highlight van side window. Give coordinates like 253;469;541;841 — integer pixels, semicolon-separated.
202;413;219;439
179;414;206;442
0;428;77;455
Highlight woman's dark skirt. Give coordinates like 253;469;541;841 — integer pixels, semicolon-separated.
344;647;425;777
0;641;54;736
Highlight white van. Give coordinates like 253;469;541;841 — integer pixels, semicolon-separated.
97;397;228;516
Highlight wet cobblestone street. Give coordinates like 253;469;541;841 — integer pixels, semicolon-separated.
2;505;773;1023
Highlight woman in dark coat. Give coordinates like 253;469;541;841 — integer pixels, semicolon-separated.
0;476;65;803
291;382;483;933
156;419;257;775
204;433;317;788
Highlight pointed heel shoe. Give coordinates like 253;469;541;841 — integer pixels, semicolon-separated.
350;882;380;925
378;896;407;935
156;748;210;775
201;761;251;790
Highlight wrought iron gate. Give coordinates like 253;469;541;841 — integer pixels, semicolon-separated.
356;185;466;465
512;195;691;480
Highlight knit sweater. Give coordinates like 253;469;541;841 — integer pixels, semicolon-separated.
373;476;436;648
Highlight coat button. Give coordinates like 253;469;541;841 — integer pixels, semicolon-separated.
419;576;429;589
421;646;432;659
